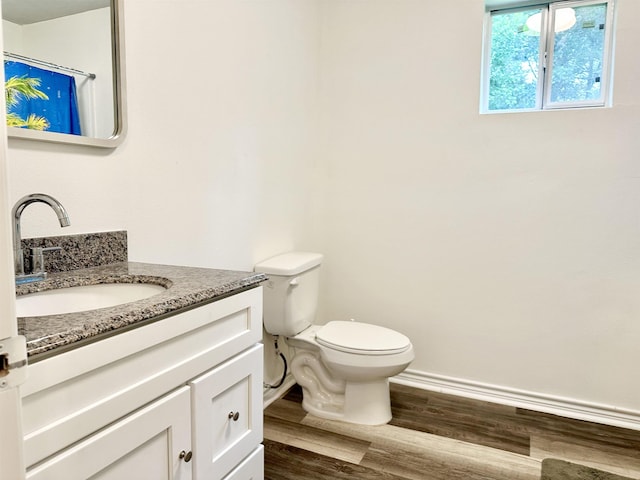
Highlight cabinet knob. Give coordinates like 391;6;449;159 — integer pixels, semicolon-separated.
228;411;240;421
179;450;192;462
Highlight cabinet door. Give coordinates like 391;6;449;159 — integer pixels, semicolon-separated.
190;344;263;480
223;446;264;480
26;387;192;480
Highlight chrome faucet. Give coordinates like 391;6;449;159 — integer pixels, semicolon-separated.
12;193;70;281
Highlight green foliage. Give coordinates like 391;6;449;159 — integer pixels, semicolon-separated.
4;75;50;130
488;9;541;111
549;4;607;103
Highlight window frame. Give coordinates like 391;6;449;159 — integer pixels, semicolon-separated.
481;0;616;113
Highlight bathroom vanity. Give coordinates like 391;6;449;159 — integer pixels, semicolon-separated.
17;260;266;480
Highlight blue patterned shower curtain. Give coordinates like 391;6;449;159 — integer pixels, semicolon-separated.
4;61;82;135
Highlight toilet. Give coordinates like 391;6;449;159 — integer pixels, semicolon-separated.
255;252;414;425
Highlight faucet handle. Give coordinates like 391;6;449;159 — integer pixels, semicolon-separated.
30;246;62;274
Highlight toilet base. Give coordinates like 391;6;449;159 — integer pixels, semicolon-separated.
301;378;392;425
287;327;411;426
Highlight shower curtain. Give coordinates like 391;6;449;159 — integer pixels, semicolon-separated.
4;61;82;135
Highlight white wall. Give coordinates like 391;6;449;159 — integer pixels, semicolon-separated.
2;19;21;48
0;16;26;479
317;0;640;413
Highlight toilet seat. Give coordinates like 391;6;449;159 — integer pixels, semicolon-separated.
315;321;411;356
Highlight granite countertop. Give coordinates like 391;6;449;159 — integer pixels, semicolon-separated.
16;261;267;361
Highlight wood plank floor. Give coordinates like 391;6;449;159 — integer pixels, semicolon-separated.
263;383;640;480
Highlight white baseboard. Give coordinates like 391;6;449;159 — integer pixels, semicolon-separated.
393;369;640;432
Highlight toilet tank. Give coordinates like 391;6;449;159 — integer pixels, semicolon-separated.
254;252;323;337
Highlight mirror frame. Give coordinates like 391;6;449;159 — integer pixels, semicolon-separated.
6;0;127;149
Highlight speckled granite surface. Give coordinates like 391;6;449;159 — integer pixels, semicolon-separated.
20;231;128;273
16;262;267;361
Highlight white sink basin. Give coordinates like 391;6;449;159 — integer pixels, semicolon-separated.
16;283;167;317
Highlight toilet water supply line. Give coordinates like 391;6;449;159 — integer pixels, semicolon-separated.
264;335;288;389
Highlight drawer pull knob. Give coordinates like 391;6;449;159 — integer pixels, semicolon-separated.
179;450;193;462
228;411;240;421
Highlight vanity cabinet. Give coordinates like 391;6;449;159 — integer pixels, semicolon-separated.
21;287;264;480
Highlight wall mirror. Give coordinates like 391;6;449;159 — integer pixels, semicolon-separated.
2;0;126;148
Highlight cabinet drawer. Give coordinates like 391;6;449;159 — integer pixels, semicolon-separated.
26;387;192;480
190;344;263;480
223;446;264;480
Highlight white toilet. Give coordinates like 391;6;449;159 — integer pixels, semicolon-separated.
255;252;414;425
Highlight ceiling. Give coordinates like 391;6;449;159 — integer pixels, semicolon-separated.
2;0;110;25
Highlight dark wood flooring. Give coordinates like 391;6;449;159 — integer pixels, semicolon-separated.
263;383;640;480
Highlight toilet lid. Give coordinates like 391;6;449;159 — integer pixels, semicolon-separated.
315;321;411;355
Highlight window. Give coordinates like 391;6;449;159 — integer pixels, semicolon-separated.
481;0;615;113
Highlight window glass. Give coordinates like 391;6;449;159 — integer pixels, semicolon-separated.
549;3;609;104
488;8;543;111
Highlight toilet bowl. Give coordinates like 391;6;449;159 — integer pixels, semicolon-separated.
255;252;415;425
288;321;414;425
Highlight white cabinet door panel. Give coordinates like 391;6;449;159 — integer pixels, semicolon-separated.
223;446;264;480
26;387;192;480
190;345;263;480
